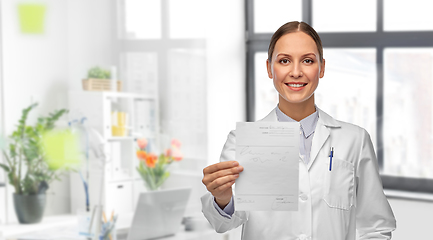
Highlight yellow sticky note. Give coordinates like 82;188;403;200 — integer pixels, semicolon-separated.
42;130;82;170
18;4;46;34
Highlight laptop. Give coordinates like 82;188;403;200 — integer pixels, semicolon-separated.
126;187;192;240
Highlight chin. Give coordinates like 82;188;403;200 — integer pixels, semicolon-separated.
280;93;314;105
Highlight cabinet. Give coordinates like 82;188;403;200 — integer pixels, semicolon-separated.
68;91;158;216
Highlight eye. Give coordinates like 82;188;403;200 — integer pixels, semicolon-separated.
303;59;314;64
279;59;289;64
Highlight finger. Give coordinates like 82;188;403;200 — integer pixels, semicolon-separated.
203;161;239;175
202;165;242;186
213;180;235;196
207;174;239;191
207;166;243;182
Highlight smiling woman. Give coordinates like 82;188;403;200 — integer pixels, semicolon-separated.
201;21;396;240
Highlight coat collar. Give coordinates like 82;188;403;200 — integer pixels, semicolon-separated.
259;106;341;128
258;106;341;169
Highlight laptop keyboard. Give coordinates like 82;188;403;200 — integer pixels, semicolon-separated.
117;232;128;240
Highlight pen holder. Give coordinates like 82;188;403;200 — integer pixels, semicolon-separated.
100;220;117;240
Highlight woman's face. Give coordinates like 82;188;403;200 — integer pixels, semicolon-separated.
267;31;325;106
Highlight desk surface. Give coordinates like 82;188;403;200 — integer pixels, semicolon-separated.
0;214;221;240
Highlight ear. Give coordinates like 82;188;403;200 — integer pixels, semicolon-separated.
266;59;273;79
319;59;325;78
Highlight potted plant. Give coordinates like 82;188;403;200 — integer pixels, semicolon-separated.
136;138;183;190
0;103;69;224
82;66;122;92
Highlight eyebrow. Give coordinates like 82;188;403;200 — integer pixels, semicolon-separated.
276;52;317;58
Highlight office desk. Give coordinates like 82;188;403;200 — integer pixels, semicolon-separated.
0;214;225;240
0;215;80;239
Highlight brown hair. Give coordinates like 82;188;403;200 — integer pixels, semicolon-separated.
267;21;323;63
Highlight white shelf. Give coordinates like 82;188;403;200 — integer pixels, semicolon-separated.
70;90;155;100
104;92;155;100
107;136;136;141
68;91;159;217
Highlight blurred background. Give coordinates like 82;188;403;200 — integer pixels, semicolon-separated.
0;0;432;239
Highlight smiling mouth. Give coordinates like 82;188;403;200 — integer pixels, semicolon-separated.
285;83;307;88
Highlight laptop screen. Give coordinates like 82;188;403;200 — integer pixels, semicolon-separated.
127;187;192;240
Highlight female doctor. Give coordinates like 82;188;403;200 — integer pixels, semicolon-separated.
201;21;396;240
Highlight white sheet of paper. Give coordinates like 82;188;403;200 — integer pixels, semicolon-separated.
235;122;299;211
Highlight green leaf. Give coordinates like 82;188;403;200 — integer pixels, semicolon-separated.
17;103;38;139
2;103;73;194
87;66;111;79
43;109;68;130
0;163;10;172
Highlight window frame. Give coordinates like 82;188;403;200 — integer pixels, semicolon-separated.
114;0;209;165
245;0;433;194
115;0;206;87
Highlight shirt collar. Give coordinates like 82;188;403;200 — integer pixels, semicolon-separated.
276;105;319;138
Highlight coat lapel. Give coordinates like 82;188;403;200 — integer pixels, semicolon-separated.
308;120;330;170
308;108;341;170
258;107;341;170
258;108;278;122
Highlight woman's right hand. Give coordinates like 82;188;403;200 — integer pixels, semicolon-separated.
202;161;244;209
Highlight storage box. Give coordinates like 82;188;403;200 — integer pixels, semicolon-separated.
82;78;122;92
111;111;128;137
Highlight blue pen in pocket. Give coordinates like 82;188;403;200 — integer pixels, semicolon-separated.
329;147;333;171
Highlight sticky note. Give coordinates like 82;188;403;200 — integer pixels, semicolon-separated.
18;4;46;34
42;130;82;170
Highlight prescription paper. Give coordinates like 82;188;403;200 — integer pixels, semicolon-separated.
235;122;299;211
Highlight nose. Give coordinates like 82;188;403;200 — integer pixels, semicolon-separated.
289;63;303;78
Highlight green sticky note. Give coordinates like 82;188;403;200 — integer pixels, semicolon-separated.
42;130;82;170
18;4;46;34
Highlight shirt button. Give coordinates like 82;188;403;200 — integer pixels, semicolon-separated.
300;194;308;201
299;130;302;135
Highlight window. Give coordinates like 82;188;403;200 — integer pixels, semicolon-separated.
384;0;433;31
117;0;207;159
315;48;377;150
123;0;162;39
116;0;208;215
313;0;377;32
253;0;302;33
246;0;433;193
383;48;433;179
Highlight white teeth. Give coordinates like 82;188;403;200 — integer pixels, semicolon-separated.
288;84;305;87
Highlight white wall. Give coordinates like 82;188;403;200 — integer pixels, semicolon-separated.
66;0;115;93
0;0;5;225
0;0;114;222
1;0;70;222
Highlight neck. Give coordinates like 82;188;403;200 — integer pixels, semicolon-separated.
278;95;316;122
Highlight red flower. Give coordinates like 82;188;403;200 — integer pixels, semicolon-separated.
137;138;148;150
136;150;147;162
171;138;181;148
165;148;172;157
145;153;158;168
171;147;183;161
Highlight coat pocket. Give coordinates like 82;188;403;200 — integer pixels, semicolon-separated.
323;158;354;210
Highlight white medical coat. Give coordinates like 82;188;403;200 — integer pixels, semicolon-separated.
201;107;396;240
